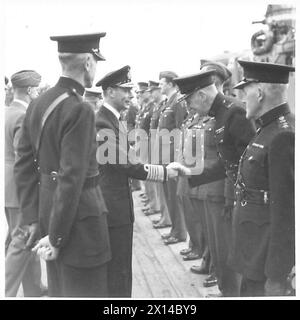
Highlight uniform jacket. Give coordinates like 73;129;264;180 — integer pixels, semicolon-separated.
177;113;225;201
96;105;156;227
230;103;295;282
189;93;256;202
5;101;27;207
157;91;187;163
14;77;110;268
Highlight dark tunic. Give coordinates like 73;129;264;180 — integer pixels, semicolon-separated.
230;103;295;282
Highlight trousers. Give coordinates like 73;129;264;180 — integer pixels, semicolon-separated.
5;207;43;297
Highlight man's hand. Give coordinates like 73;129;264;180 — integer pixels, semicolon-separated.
32;235;59;261
24;223;39;249
167;162;192;176
166;166;179;179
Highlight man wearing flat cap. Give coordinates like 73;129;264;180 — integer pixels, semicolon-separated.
169;68;256;296
14;33;111;297
229;61;295;296
157;70;188;245
95;66;178;297
5;70;44;297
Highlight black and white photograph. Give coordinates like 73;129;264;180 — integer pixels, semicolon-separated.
1;0;297;301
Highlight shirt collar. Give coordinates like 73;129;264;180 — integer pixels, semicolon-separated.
256;103;290;128
13;99;28;109
103;102;121;120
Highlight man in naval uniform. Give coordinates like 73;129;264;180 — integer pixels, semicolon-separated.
95;66;178;297
230;61;295;296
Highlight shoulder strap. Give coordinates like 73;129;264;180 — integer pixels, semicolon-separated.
34;92;70;156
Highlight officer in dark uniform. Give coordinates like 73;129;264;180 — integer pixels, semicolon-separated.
172;69;256;296
189;61;233;288
14;33;111;297
158;71;187;244
95;66;178;297
230;61;295;296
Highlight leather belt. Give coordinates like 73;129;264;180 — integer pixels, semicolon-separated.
235;185;270;206
39;172;99;191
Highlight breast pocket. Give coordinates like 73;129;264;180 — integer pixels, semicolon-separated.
204;121;216;147
246;147;266;168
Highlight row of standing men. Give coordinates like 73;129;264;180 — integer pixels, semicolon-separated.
123;58;295;297
124;63;248;296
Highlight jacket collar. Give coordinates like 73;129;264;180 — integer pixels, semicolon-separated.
98;103;120;131
56;76;85;96
103;102;121;120
256;103;290;128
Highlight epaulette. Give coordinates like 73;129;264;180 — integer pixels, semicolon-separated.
224;100;234;109
69;88;83;102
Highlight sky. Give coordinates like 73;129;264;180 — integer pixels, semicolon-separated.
1;0;275;86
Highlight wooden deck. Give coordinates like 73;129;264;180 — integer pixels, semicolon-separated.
132;190;220;298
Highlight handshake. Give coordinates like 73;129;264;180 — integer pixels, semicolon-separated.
166;162;192;179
